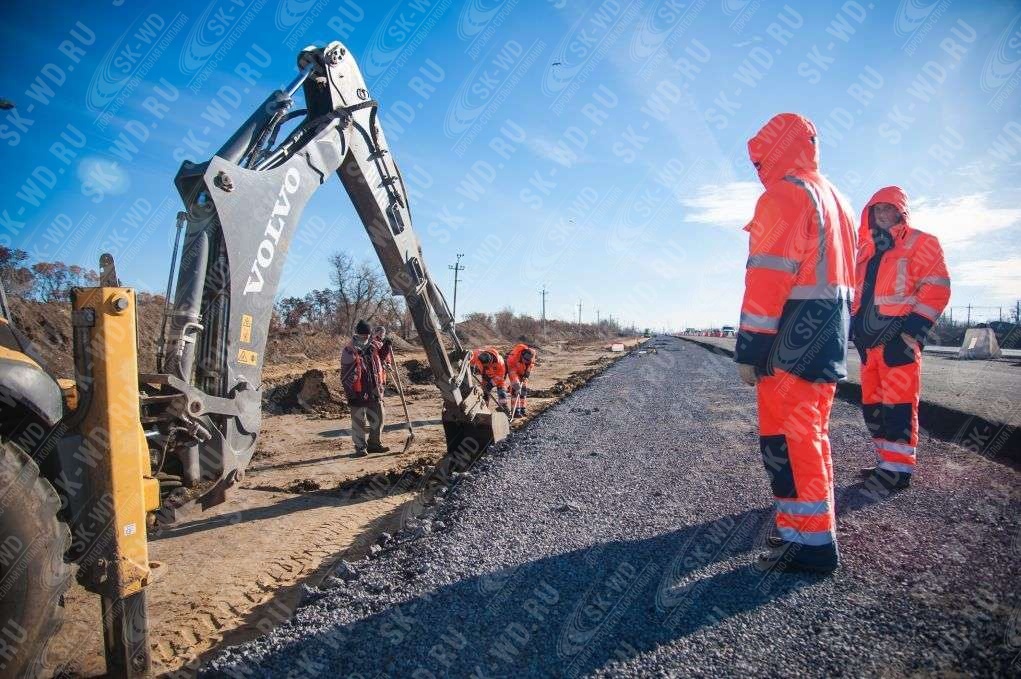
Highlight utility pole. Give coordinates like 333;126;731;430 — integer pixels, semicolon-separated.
967;303;971;327
577;299;582;325
596;309;600;325
540;286;548;340
448;253;465;323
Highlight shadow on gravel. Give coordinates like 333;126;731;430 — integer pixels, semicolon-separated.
207;506;880;677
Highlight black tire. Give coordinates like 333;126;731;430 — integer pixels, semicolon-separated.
0;439;71;679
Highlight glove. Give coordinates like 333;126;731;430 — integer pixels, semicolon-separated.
737;363;758;387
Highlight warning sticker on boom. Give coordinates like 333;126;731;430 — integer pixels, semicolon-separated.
240;314;253;343
238;349;258;366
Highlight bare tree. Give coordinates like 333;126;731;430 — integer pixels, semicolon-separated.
329;252;391;335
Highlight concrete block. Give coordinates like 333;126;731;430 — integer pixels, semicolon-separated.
958;327;1002;360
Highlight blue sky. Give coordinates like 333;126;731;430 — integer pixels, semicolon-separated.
2;0;1019;330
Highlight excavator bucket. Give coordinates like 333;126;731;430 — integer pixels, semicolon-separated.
442;408;509;464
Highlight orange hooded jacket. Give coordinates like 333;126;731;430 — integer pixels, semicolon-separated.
505;343;535;379
734;113;857;381
470;348;506;384
852;186;950;345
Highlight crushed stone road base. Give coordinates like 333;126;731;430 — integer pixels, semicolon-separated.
205;336;1020;678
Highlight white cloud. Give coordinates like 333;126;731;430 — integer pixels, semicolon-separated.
910;194;1021;247
950;257;1021;299
680;181;760;228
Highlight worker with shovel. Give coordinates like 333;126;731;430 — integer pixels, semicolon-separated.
471;347;510;414
506;343;536;418
341;320;389;457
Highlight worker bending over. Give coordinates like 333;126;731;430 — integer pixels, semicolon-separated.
734;113;857;575
505;343;536;418
470;347;509;413
341;320;389;457
852;187;950;491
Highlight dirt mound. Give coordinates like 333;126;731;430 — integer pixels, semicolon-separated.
9;295;163;378
402;359;434;385
264;369;348;416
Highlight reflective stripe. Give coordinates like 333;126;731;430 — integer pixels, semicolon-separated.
895;258;908;295
878;461;915;473
788;284;854;300
784;175;828;288
747;254;799;273
875;440;915;455
913;303;939;319
918;276;950;287
875;294;916;305
740;312;781;331
777;526;834;546
775;499;830;516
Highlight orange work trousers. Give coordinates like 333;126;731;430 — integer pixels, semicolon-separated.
756;370;838;560
860;342;921;475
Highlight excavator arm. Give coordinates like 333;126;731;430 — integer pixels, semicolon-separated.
149;42;507;506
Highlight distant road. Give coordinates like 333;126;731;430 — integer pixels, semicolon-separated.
679;336;1021;451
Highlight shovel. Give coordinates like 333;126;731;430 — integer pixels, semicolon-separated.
390;359;415;452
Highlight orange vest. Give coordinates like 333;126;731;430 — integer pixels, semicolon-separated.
852;186;950;324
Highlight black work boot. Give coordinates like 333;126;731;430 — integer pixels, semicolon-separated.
367;444;391;454
352;449;367;458
754;542;839;575
868;469;911;490
859;465;878;477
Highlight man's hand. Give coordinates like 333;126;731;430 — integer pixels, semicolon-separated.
737;363;758;387
900;332;919;350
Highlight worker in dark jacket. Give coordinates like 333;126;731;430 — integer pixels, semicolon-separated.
734;113;857;575
341;320;389;457
852;186;950;491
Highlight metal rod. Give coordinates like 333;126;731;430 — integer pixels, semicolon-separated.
285;65;314;97
157;212;187;373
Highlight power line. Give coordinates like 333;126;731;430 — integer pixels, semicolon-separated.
448;253;465;323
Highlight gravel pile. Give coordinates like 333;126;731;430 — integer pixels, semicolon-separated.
205;336;1020;678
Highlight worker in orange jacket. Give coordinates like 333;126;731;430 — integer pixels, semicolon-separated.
852;186;950;491
505;343;536;418
734;113;857;575
470;347;509;412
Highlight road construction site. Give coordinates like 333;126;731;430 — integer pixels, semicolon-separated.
43;337;641;677
200;336;1019;678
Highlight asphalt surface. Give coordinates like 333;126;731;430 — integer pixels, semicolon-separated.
205;336;1021;678
686;336;1021;435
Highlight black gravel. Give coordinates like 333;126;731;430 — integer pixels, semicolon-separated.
204;336;1021;678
